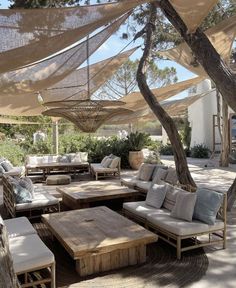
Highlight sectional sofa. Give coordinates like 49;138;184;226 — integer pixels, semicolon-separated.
3;175;60;218
123;180;227;259
1;216;55;287
121;163;178;193
25;152;89;179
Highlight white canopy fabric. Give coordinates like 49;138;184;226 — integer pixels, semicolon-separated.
0;0;150;73
0;48;136;116
42;47;137;106
119;76;205;111
169;0;219;33
158;14;236;76
0;15;126;99
108;77;205;124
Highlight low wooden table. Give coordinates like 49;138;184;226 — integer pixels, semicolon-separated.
42;207;158;276
57;180;140;209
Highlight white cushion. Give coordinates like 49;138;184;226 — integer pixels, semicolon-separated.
152;168;168;184
71;153;81;163
162;184;185;211
80;152;88;162
91;163;118;172
16;192;59;211
121;176;138;188
146;184;167;208
165;168;178;185
139;164;155;181
123;201;168;219
101;156;109;166
9;234;54;273
136;180;152;192
171;192;197;222
109;157;120;169
147;212;224;236
4;167;24;176
102;158;112;168
4;217;36;238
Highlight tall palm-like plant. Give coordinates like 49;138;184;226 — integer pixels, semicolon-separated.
127;131;150;151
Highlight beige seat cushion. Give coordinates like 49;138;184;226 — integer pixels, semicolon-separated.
46;175;71;185
123;201;169;219
136;180;152;192
4;217;36;239
9;234;54;273
16;192;59;211
121;176;138;188
147;212;224;236
152;168;168;184
91;163;118;172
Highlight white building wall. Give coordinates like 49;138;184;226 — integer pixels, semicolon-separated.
187;79;229;151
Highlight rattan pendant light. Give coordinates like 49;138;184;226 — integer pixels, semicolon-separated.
42;34;130;132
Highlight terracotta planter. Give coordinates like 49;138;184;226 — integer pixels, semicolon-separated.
129;151;144;170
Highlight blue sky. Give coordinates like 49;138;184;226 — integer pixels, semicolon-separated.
0;0;196;99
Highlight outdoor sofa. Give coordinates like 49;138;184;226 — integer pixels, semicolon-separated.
3;175;60;218
90;154;121;180
123;182;227;259
0;157;24;181
121;163;180;193
1;215;55;287
25;152;89;179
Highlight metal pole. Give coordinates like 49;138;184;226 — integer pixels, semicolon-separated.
52;121;59;154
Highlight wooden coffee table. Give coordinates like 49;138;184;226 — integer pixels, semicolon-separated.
57;180;140;209
42;206;157;276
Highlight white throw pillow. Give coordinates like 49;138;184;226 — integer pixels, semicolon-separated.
101;156;109;166
171;192;197;222
152;168;168;184
139;164;155;181
109;157;120;169
145;184;167;208
102;158;112;168
71;153;81;163
80;152;88;162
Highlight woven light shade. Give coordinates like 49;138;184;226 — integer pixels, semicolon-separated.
43;100;130;132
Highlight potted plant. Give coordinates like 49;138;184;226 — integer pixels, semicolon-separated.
127;131;149;170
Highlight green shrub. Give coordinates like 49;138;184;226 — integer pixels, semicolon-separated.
159;144;173;155
190;144;209;158
0;140;25;166
127;131;150;151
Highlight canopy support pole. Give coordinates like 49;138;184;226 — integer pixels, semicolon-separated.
52;121;59;155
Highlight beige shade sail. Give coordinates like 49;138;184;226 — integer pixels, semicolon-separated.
0;15;126;98
158;14;236;76
169;0;218;33
0;47;136;116
41;47;138;106
0;0;150;73
109;92;208;125
119;76;205;111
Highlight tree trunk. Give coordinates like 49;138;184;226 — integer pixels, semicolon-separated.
227;178;236;211
159;0;236;113
220;98;229;167
136;4;196;188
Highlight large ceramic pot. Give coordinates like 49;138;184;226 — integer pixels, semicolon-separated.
129;151;144;170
